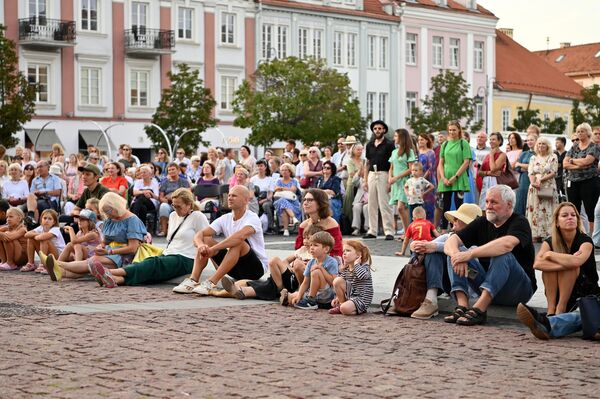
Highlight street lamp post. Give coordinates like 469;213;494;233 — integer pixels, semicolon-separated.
95;123;124;148
87;120;116;161
474;86;487;133
172;128;199;154
32;121;56;152
147;123;173;159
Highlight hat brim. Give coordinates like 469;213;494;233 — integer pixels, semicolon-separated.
444;210;476;225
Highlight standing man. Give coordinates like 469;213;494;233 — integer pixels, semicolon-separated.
473;131;490;204
363;120;396;240
554;136;567;201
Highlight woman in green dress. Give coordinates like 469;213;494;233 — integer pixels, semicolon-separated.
436;121;472;232
388;129;416;238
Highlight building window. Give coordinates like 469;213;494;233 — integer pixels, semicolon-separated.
27;64;49;103
298;28;308;59
406;91;418;119
220;76;237;110
543;112;549;121
313;29;323;59
333;31;343;65
131;1;148;30
564;113;570;134
80;67;100;106
130;70;149;107
178;7;193;40
449;38;460;68
379;37;388;69
501;109;510;131
347;33;357;67
406;33;417;65
29;0;46;24
277;26;288;58
475;103;483;123
81;0;98;31
367;35;376;68
366;92;375;118
432;36;443;68
474;41;484;71
221;12;235;44
262;24;273;58
379;93;388;121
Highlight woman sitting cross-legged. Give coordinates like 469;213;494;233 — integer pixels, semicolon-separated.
42;192;147;282
86;188;209;288
533;202;600;315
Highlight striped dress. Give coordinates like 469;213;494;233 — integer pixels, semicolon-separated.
340;263;373;314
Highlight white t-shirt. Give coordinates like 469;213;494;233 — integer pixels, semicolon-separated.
250;175;274;193
33;225;66;253
164;211;209;258
133;178;160;208
209;209;268;271
2;179;29;200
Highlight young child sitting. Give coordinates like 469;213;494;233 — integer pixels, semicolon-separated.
22;209;66;273
329;240;374;315
0;208;28;270
404;162;434;219
397;206;438;257
289;231;339;310
58;209;100;268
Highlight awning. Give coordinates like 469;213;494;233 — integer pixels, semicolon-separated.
25;129;62;152
79;130;117;153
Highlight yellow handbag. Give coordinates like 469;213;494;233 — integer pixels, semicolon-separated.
132;243;164;263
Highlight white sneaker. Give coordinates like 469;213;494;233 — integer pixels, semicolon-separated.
290;217;299;226
192;279;216;296
172;277;198;294
283;229;290;237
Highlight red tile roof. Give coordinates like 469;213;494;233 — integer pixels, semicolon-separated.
259;0;399;21
495;30;583;100
534;42;600;77
407;0;496;17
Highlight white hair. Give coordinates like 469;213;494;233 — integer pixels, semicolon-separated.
489;184;516;208
577;122;592;137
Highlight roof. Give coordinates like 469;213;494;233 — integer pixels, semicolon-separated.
406;0;496;18
534;42;600;76
495;30;583;100
259;0;399;21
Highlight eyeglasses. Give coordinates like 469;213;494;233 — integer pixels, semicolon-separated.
309;150;316;153
300;154;308;157
572;139;580;142
323;166;331;170
177;152;184;155
303;197;315;203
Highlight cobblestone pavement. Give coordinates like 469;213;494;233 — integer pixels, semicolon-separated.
1;272;600;398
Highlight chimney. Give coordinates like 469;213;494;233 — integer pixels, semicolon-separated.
498;28;513;38
560;42;571;48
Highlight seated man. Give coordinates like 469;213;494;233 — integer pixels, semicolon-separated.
173;185;268;295
516;303;600;340
26;160;62;223
443;184;537;325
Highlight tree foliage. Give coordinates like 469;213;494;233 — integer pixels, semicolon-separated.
232;57;367;147
407;70;483;134
145;64;217;155
510;107;566;134
0;25;36;148
571;84;600;130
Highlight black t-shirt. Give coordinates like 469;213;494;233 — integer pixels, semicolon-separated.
366;136;395;172
544;232;600;305
457;213;537;291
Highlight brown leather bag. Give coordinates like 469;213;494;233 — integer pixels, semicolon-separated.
381;254;427;316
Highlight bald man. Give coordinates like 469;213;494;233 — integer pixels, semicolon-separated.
173;185;269;295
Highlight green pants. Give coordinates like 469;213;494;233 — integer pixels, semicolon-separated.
123;254;194;286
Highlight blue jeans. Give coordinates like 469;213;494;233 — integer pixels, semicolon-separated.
447;252;534;306
549;311;582;338
423;252;451;294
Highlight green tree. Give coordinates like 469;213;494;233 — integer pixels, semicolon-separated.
0;25;36;148
232;57;367;147
570;84;600;129
510;107;542;131
406;70;482;133
542;116;567;135
145;64;217;155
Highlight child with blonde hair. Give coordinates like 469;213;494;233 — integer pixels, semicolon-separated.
22;209;65;274
58;209;101;268
329;240;374;315
397;206;438;257
0;208;28;270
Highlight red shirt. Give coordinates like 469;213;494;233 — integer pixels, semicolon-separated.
406;218;436;241
100;176;129;198
295;225;343;257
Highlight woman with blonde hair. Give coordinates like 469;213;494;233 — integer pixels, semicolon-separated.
526;137;558;241
534;202;600;315
51;143;65;165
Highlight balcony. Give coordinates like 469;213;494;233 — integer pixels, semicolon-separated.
18;17;76;49
124;27;175;57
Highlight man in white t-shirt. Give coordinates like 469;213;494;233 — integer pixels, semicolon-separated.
173;185;268;295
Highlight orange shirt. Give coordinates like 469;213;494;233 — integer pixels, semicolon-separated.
100;176;129;198
405;218;436;241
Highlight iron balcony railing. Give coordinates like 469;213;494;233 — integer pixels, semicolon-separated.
18;17;76;44
124;27;175;52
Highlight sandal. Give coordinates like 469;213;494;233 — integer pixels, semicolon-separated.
20;263;37;272
444;306;468;324
456;307;487;326
396;235;405;242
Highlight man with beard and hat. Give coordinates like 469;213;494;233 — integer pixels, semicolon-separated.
363;120;396;240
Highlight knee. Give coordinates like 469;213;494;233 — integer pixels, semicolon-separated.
333;276;344;288
340;301;356;315
268;257;281;268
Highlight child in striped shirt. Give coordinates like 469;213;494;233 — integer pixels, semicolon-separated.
329;240;374;315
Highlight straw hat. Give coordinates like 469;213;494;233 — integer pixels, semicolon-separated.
343;135;358;145
444;203;483;225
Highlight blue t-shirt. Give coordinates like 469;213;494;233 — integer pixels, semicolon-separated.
303;255;339;277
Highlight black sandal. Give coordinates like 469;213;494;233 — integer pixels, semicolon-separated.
456;307;487;326
444;306;468;324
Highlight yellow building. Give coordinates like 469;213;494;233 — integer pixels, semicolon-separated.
492;30;582;134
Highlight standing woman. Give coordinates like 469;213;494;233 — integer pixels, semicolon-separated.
100;162;129;198
239;145;257;177
388;129;416;236
526;137;558;241
342;143;365;224
416;133;437;221
436;121;471;232
564;122;600;234
506;133;524;180
514;131;539;215
477;132;507;209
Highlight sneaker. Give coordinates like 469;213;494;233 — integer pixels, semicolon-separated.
294;296;318;310
283;229;290;237
351;228;360;237
0;263;17;271
516;303;551;340
192;279;216;296
88;260;117;288
38;251;48;267
362;233;376;239
44;254;62;282
385;234;394;241
328;306;342;315
411;299;439;319
279;289;289;306
172;277;199;294
290;217;299;227
220;275;245;300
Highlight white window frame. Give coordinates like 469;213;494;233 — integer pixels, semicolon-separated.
130;69;149;107
449;38;460;69
366;92;375;118
80;66;101;106
474;41;484;71
220;12;236;45
27;63;49;103
379;37;388;69
28;0;47;23
220;75;237;111
298;27;309;59
367;35;376;68
501;109;510;131
347;33;357;67
313;29;324;60
80;0;99;32
131;1;148;30
178;7;193;40
406;91;418;119
475;103;483;123
262;24;273;59
406;33;417;65
333;31;343;66
432;36;443;68
277;25;288;59
379;93;388;121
